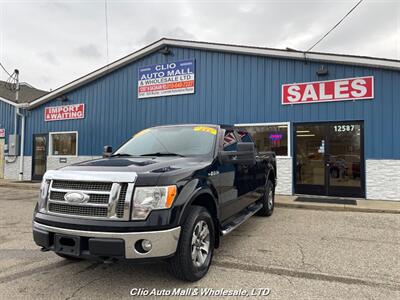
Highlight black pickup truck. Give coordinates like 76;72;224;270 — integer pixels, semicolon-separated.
33;124;276;281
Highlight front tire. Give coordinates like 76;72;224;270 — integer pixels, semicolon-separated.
257;179;275;217
168;206;215;282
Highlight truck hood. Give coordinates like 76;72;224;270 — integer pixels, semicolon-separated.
43;156;213;186
64;156;209;173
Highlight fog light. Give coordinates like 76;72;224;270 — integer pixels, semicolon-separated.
142;239;152;252
134;239;153;254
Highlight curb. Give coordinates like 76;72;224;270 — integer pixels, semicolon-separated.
0;182;41;190
275;201;400;214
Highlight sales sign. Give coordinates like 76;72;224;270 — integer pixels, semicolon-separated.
45;104;85;122
0;129;5;138
138;59;195;99
282;76;374;105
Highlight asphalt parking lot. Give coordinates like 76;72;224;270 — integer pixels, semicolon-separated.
0;186;399;299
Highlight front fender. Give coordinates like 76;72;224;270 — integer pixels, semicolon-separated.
173;178;219;225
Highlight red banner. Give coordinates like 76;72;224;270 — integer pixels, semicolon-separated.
282;76;374;105
45;104;85;122
0;129;5;138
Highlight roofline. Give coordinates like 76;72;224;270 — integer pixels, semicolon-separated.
0;96;29;108
0;95;40;108
28;38;400;109
0;96;18;107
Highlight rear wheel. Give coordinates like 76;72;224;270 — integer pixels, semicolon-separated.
168;206;215;281
257;179;274;217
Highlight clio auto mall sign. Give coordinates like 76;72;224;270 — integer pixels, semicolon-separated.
282;76;374;105
45;104;85;122
138;59;195;99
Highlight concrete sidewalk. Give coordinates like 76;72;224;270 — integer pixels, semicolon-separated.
276;195;400;214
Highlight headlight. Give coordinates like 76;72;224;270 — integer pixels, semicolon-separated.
132;185;177;220
38;179;50;212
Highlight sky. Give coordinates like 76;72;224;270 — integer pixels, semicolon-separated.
0;0;399;91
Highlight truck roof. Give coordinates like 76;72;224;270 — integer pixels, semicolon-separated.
150;124;236;130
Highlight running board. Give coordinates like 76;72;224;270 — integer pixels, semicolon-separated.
221;203;263;236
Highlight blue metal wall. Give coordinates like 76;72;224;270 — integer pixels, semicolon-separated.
25;47;400;159
0;100;15;145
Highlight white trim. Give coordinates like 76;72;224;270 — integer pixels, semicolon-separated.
168;40;400;70
48;131;78;157
0;96;30;108
0;96;18;107
235;122;291;158
27;38;400;109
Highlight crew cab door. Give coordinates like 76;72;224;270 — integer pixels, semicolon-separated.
236;130;264;208
217;129;256;221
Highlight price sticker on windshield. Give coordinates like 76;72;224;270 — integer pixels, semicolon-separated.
134;128;151;138
193;126;217;135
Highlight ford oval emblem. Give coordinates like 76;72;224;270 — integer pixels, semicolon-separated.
64;192;90;204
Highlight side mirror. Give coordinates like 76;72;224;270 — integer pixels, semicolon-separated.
103;145;113;158
219;142;256;165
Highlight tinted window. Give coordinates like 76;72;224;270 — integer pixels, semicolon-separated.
223;130;238;151
237;130;253;143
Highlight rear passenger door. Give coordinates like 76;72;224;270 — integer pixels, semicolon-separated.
217;130;241;220
235;129;265;209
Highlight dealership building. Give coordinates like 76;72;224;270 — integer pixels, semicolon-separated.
0;38;399;200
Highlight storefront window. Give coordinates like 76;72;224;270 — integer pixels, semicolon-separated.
243;124;289;156
50;132;77;156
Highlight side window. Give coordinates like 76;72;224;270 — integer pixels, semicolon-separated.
223;130;238;151
237;130;252;143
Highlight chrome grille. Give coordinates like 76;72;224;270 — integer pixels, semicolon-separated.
116;184;128;218
52;180;112;191
48;203;108;217
46;179;134;221
49;191;66;201
49;191;109;204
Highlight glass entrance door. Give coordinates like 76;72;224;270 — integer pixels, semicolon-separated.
32;134;47;181
294;122;364;198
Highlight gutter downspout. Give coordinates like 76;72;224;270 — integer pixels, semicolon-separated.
16;107;26;181
14;109;17;135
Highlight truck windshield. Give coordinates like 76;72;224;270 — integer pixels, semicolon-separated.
114;126;217;157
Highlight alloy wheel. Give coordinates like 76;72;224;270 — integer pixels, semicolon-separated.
191;220;210;267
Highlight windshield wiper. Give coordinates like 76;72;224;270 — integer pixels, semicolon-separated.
110;153;133;157
140;152;185;157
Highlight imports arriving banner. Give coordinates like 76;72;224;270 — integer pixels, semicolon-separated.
45;104;85;121
138;59;195;99
282;76;374;105
0;129;5;138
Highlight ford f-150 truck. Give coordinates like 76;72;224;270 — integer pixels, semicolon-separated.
33;124;276;281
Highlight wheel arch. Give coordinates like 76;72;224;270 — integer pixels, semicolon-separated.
179;189;220;248
266;168;276;188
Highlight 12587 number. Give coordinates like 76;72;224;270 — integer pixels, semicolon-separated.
334;125;355;132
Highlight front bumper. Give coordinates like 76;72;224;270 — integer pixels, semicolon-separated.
33;221;181;259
